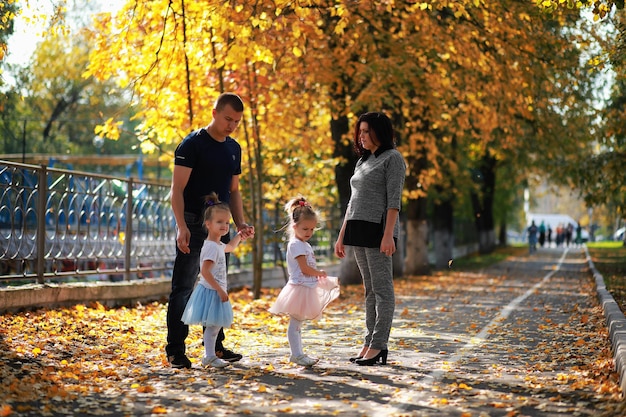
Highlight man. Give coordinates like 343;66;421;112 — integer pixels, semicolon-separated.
166;92;255;369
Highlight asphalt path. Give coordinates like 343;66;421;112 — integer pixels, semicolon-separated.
4;246;624;416
140;246;623;416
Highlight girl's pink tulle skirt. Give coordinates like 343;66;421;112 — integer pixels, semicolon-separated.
269;276;340;321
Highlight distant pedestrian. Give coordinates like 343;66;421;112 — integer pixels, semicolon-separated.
538;221;546;247
269;197;340;367
528;220;538;254
181;193;248;368
575;223;582;246
547;225;553;247
556;224;563;247
565;223;573;247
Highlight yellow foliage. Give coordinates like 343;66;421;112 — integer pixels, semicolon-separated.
78;0;598;226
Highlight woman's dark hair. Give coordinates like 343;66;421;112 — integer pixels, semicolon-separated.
352;111;395;157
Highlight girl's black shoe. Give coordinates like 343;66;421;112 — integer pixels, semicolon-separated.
355;349;388;366
349;356;363;363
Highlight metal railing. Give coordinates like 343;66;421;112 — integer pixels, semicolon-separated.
0;160;343;286
1;160;488;291
1;161;175;284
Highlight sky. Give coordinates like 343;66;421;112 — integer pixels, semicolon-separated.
5;2;51;66
5;0;123;66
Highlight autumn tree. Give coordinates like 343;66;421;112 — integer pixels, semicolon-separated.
461;3;597;254
0;0;18;145
536;0;626;236
300;1;598;268
1;1;139;174
87;1;339;296
0;0;17;68
571;12;626;237
537;0;625;20
403;2;598;263
84;0;604;287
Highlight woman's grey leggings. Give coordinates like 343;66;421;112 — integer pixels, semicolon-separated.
352;246;395;350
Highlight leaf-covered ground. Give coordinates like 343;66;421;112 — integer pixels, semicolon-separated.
1;247;624;416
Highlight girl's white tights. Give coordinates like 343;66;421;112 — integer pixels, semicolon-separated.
203;325;221;358
288;316;304;357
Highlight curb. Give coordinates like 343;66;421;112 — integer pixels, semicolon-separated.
0;263;343;313
585;246;626;396
0;279;172;313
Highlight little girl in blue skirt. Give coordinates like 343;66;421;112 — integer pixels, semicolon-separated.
181;193;247;368
269;197;340;367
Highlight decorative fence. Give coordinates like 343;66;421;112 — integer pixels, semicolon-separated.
0;160;342;286
0;161;175;284
2;158;487;289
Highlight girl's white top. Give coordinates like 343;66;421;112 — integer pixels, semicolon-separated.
286;238;318;288
198;240;227;291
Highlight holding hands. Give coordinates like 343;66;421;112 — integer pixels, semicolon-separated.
238;223;255;240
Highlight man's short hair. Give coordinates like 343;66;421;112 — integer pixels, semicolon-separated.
215;93;244;112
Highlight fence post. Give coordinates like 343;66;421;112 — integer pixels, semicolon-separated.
36;165;47;284
125;177;133;281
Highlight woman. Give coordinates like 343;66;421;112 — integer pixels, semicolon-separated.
334;111;406;366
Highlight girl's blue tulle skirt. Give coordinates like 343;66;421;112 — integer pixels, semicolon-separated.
181;285;233;328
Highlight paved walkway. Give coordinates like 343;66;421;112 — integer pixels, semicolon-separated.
148;247;623;416
3;246;625;416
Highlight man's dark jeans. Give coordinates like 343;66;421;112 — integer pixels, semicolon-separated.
165;213;229;357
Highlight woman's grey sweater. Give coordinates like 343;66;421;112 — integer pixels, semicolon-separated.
345;149;406;238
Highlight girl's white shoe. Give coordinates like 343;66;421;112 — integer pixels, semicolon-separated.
290;354;319;367
202;355;230;368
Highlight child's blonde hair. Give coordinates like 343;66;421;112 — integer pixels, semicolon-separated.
284;196;319;239
202;192;231;223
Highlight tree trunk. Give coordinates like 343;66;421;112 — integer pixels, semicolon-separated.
498;219;507;246
433;198;454;269
339;246;362;285
331;114;361;285
402;151;430;275
332;115;354;216
471;154;497;254
251;123;264;299
242;67;265;299
404;196;430;275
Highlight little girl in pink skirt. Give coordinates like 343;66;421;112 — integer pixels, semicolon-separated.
269;197;340;367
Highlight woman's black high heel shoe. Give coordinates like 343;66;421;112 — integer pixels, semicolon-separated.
349;347;369;363
355;349;388;366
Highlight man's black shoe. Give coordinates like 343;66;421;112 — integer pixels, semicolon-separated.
216;349;242;362
168;353;192;369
